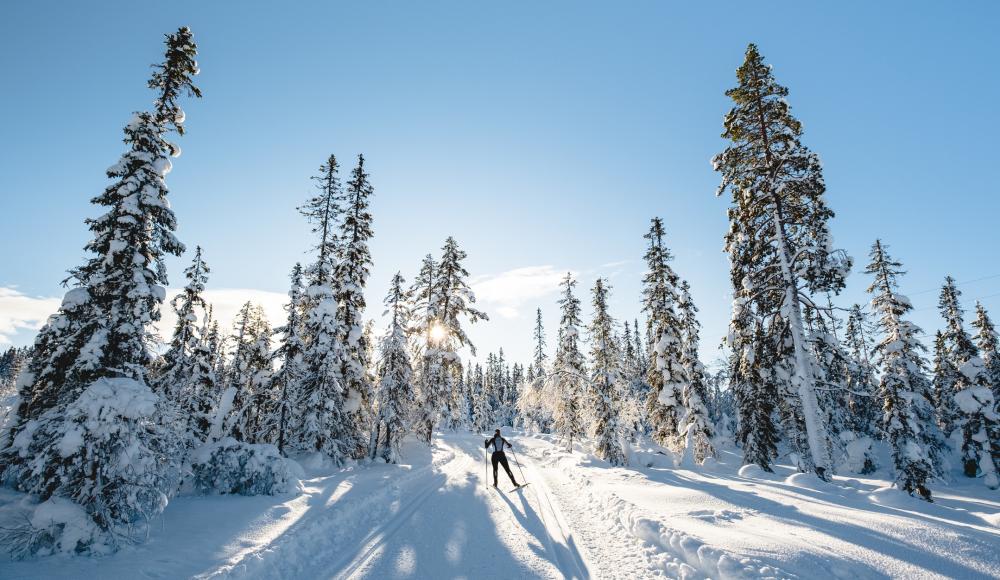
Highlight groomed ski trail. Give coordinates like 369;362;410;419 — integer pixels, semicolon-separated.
210;432;592;579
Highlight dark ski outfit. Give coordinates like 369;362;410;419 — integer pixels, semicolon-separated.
485;434;519;488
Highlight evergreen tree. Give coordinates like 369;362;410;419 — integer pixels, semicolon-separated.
471;363;490;432
533;308;547;377
713;44;851;479
0;27;200;548
414;238;487;440
549;273;587;450
677;281;715;463
866;241;943;499
731;319;780;470
222;303;273;443
641;217;685;450
972;302;1000;399
269;264;308;455
587;278;627;465
931;330;959;434
372;273;415;463
184;304;219;446
842;304;879;472
297;156;354;462
156;246;210;401
939;276;1000;486
334;154;376;458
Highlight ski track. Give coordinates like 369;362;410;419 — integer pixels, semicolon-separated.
208;433;593;579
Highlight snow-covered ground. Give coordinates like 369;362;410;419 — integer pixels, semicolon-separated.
1;431;998;579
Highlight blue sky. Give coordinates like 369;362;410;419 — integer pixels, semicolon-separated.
1;1;998;366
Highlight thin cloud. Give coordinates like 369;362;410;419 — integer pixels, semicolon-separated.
0;286;290;347
0;287;61;344
471;266;571;319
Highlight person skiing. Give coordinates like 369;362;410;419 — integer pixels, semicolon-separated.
485;429;520;488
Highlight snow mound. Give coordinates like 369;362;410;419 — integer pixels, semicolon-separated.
191;438;298;496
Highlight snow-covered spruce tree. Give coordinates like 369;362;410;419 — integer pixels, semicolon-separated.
533;308;547;377
972;302;1000;400
333;154;376;458
549;273;588;450
155;246;210;402
931;330;959;435
641;217;685;450
470;364;490;433
268;264;308;455
220;303;273;443
938;276;1000;486
714;44;851;480
183;304;219;446
296;156;356;462
587;278;628;466
0;27;200;552
413;238;487;440
865;240;943;499
372;273;415;463
677;280;715;463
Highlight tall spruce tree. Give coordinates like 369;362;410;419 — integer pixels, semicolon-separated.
939;277;1000;486
334;154;376;458
297;156;355;461
0;27;200;548
414;238;487;441
372;273;415;463
972;302;1000;399
550;273;587;450
714;44;851;479
866;241;942;499
641;217;685;450
222;303;273;443
587;278;627;465
677;280;715;463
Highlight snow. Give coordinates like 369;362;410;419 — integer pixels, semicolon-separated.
2;431;998;578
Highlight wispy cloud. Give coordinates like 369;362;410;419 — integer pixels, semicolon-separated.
471;266;571;319
0;286;290;347
0;287;61;344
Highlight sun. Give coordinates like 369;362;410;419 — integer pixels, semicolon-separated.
429;322;448;343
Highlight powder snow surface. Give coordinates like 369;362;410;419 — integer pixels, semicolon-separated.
1;431;998;579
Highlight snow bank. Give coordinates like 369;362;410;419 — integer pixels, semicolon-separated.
190;438;297;496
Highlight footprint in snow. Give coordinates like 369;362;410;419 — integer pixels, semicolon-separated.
688;509;751;522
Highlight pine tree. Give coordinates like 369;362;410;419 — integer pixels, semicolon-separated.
713;44;851;479
587;278;627;465
972;302;1000;399
677;281;715;463
334;154;376;458
641;217;685;450
184;304;219;445
533;308;547;377
731;319;780;470
549;273;587;450
0;27;200;548
414;238;487;441
269;264;308;455
939;276;1000;486
372;273;415;463
866;240;942;499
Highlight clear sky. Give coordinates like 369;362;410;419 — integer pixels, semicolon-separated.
1;1;998;368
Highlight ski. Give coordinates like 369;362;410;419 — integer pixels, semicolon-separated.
509;483;530;492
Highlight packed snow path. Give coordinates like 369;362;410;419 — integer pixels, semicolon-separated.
2;430;1000;579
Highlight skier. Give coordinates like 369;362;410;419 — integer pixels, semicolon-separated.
485;429;520;489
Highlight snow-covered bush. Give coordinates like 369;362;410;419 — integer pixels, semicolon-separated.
5;377;183;555
190;438;295;495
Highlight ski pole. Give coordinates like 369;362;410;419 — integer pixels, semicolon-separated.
510;447;528;485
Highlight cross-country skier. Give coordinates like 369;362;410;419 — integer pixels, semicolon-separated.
485;429;520;488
